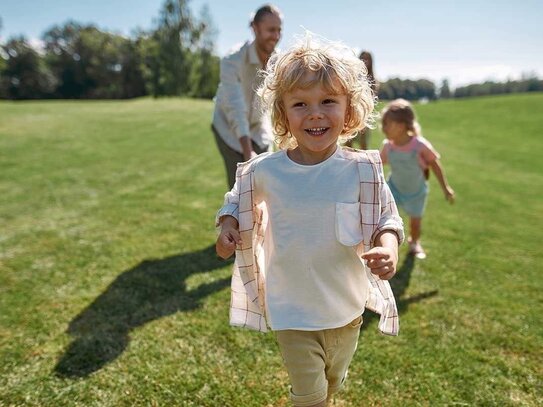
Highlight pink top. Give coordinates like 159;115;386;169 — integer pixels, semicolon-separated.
380;135;440;170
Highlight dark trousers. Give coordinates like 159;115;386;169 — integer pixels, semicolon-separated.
212;125;268;189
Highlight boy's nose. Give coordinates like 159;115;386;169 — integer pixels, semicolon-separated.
308;107;324;119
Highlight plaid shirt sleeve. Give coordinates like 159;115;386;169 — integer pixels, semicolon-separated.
354;149;404;336
215;179;241;227
220;154;271;333
370;151;405;246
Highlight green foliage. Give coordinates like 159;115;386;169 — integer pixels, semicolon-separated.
0;94;541;405
0;0;220;100
439;79;451;99
41;21;147;99
189;4;220;99
379;77;437;101
454;76;543;98
0;36;56;99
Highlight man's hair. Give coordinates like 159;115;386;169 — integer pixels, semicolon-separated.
257;32;377;150
251;4;283;26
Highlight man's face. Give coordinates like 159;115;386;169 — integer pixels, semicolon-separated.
252;13;282;57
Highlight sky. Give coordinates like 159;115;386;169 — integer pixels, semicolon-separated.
1;0;542;88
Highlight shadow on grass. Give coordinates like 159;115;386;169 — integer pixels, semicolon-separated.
55;244;232;378
360;254;439;334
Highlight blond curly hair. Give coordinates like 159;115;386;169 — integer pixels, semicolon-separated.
257;33;377;150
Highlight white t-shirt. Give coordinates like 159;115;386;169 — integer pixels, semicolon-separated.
254;147;369;331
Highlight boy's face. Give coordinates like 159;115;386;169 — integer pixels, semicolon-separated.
282;74;348;163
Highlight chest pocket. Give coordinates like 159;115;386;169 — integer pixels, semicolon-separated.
335;202;363;246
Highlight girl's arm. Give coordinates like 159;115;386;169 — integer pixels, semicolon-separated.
429;159;455;203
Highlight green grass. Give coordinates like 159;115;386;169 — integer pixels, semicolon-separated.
1;94;542;406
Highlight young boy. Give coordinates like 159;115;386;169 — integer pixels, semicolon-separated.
216;34;404;407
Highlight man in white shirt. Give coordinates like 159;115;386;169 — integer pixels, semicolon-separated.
211;4;282;188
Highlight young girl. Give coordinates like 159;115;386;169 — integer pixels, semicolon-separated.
380;99;455;259
216;35;404;407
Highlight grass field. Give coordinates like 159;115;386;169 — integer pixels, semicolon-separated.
0;94;542;406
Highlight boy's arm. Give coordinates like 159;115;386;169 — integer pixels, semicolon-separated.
429;159;455;203
364;156;404;280
215;167;242;259
216;215;240;259
362;230;398;280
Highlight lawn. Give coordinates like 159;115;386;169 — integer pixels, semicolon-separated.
0;94;541;406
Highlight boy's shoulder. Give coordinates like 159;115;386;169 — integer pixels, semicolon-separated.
340;146;382;164
236;150;282;172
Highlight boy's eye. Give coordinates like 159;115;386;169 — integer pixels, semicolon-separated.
323;99;336;104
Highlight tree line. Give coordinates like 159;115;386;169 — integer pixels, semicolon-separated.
376;76;543;101
1;0;542;101
0;0;219;100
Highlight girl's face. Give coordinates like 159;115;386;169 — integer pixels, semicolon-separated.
382;117;409;144
282;74;348;164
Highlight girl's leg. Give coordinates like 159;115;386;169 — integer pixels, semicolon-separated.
410;217;421;243
408;217;426;258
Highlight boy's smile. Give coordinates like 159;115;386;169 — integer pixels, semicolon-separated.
304;127;329;136
282;74;348;165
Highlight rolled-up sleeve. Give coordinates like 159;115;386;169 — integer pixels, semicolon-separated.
215;178;240;227
371;166;405;246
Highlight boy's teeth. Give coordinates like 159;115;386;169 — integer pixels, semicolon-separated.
306;127;327;134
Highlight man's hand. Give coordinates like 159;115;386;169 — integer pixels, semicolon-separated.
244;151;258;161
361;247;398;280
240;135;257;161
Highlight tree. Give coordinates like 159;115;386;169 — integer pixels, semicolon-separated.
439;79;451;99
155;0;195;96
117;40;147;99
42;21;146;99
0;36;56;99
378;78;436;101
0;17;6;94
189;4;219;98
42;21;90;98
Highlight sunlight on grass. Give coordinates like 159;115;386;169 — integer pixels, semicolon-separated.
0;94;541;406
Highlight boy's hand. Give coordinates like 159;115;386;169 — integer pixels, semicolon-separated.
216;226;241;259
361;247;397;280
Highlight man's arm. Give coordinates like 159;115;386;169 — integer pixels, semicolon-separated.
218;48;254;157
239;136;257;161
